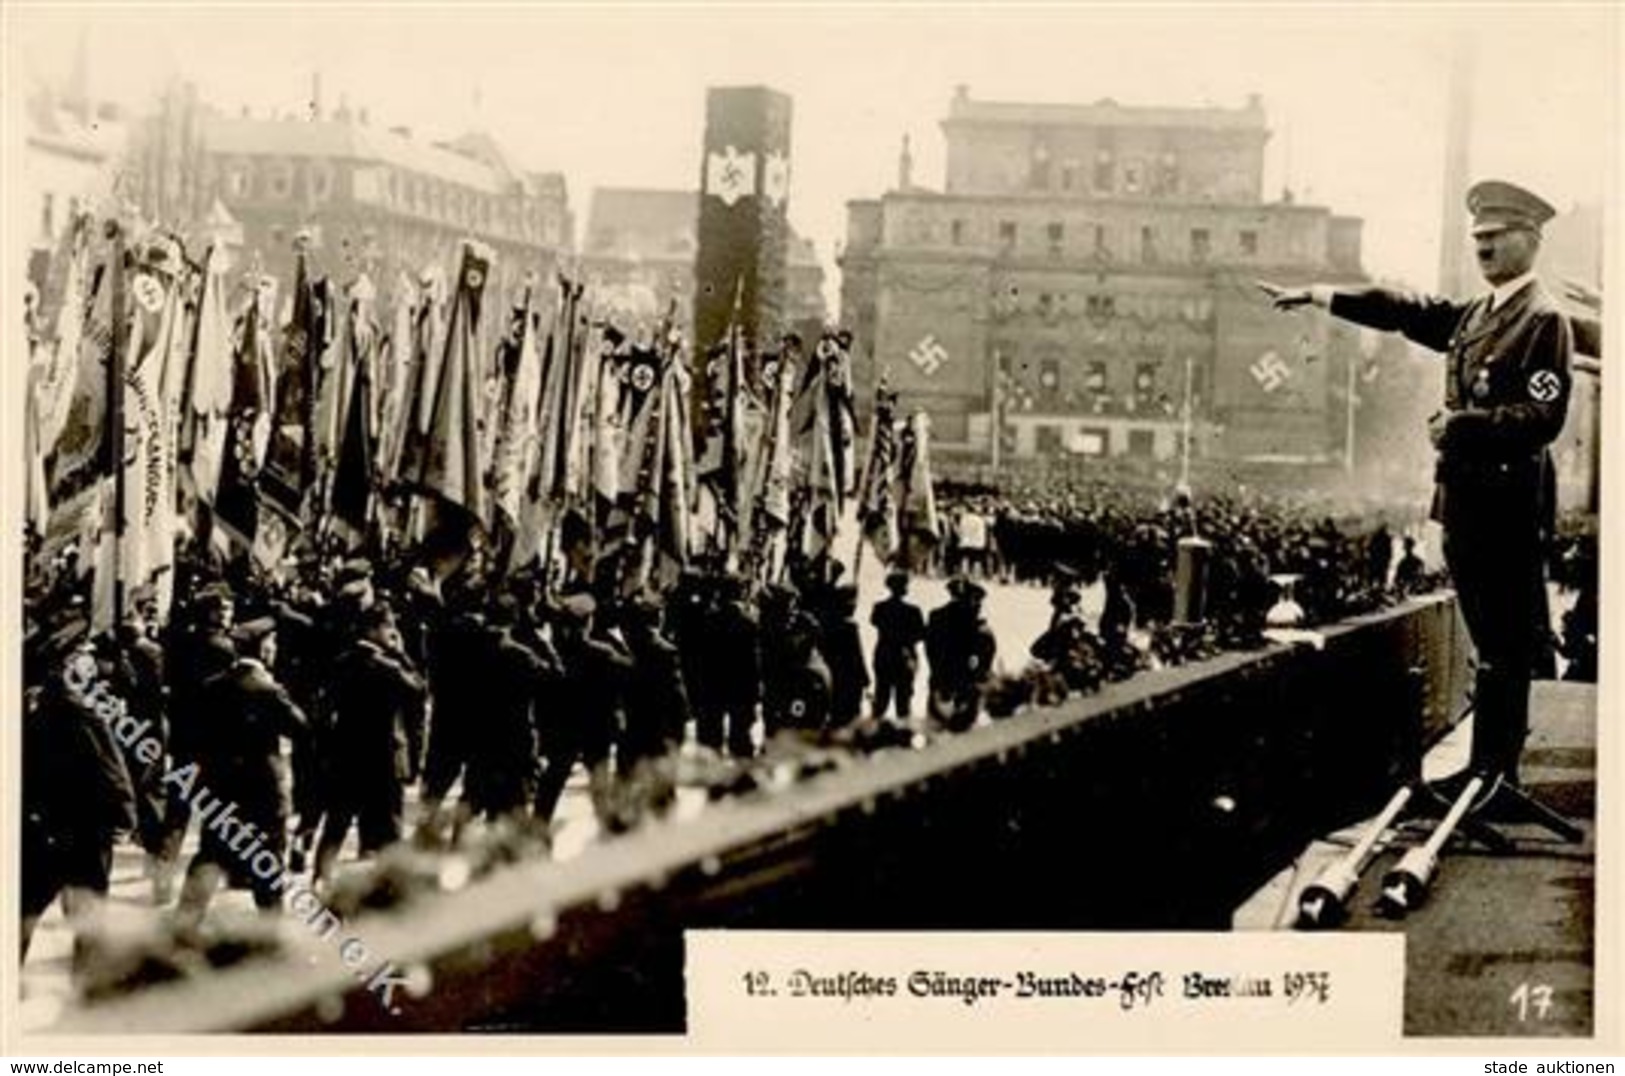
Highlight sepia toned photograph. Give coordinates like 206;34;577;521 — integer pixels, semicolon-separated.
4;0;1615;1053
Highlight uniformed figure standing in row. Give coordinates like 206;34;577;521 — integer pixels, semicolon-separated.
925;577;998;732
870;570;926;721
1261;179;1572;787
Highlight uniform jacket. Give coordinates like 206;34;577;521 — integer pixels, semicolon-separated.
1328;283;1572;527
195;658;308;822
23;675;138;851
328;639;428;792
870;596;926;673
463;627;555;812
925;602;998;694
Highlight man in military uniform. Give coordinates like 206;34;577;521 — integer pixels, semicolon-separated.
174;618;307;923
925;577;998;733
870;570;926;721
1261;179;1572;788
315;603;428;884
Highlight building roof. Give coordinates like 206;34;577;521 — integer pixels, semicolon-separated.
943;92;1268;133
202;116;519;195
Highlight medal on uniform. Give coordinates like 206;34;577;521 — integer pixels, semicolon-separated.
1471;368;1491;401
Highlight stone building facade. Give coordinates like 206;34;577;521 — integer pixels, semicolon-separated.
839;88;1373;466
130;84;573;307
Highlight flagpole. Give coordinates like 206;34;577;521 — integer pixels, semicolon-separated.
1344;348;1357;474
107;220;129;632
1179;350;1195;489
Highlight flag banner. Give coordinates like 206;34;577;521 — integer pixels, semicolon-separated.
93;233;186;634
179;243;234;506
213;278;278;546
615;344;668;503
822;332;859;508
26;381;51;541
31;213;92;456
591;333;630;507
48;239;117;502
330;279;380;542
857;378;900;562
655;353;696;586
896;411;940;551
309;276;345;486
376;271;418;483
250;492;301;572
396;267;448;485
263;246;318;514
531;279;572;504
491;287;543;535
562;310;602;505
747;352;796;553
696;303;750;547
408;240;493;527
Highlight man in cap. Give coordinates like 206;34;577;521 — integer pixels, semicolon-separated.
173;617;307;924
925;576;998;732
870;569;926;721
315;603;427;884
1260;179;1572;792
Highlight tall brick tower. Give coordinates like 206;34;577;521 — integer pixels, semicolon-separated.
692;86;793;360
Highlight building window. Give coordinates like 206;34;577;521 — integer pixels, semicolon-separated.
951;219;966;246
1036;425;1064;456
1140;225;1157;263
1086;295;1116;319
1093;224;1109;257
1128;428;1156;458
1239;229;1259;257
1084;360;1108;393
1039;357;1061;396
1190;228;1211;262
998;220;1017;249
310;164;333;202
1123;162;1142;194
227;166;250;199
1135;362;1159;404
1046;221;1064;256
1061;164;1076;191
1076;428;1109;457
1029;143;1052;190
1093;151;1114;192
1156;153;1179;196
267;163;292;200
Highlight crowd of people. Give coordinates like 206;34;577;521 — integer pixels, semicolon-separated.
19;469;1596;991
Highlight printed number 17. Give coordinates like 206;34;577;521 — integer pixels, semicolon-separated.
1510;982;1553;1021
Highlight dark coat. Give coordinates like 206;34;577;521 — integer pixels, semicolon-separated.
925;601;997;695
328;639;428;798
550;630;633;767
23;672;138;857
463;628;554;814
625;627;691;763
194;658;307;827
870;596;926;675
820;617;870;725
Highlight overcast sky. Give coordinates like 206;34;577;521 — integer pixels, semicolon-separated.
8;3;1618;296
